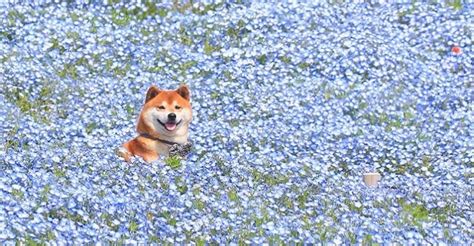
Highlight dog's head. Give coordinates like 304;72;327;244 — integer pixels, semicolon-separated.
137;85;192;138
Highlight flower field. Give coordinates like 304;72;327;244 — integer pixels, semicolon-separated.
0;1;472;244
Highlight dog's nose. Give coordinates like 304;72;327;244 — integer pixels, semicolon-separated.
168;113;176;121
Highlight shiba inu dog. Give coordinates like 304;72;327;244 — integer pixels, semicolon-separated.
118;85;192;163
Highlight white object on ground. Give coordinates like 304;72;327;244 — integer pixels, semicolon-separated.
363;172;381;187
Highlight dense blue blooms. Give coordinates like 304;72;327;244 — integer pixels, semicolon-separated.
0;0;473;244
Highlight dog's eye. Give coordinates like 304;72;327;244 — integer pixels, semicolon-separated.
175;105;182;110
158;106;165;110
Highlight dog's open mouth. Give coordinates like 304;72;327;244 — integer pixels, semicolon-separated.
157;119;182;131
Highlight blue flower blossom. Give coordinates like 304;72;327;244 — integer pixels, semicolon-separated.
0;0;473;244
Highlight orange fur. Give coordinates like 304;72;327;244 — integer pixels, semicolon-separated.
120;85;192;163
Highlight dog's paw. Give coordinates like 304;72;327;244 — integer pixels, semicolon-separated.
115;147;132;162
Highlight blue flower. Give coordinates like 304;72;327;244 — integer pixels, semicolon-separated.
0;1;472;244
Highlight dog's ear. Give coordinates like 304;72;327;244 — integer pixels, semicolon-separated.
176;84;190;101
145;86;161;103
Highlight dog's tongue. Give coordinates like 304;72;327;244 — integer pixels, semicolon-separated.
165;122;177;131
